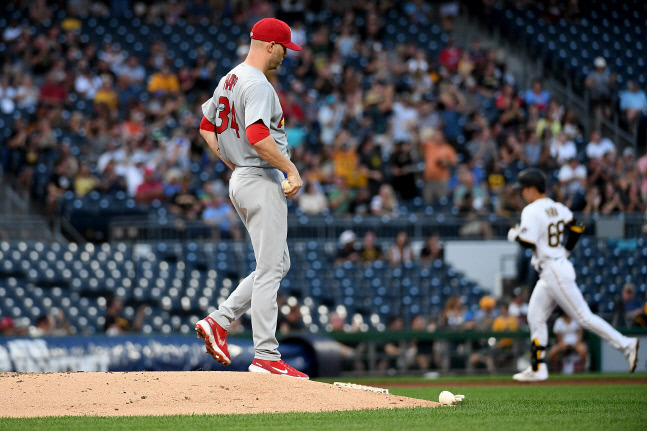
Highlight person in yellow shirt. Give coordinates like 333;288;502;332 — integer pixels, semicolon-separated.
147;65;180;94
74;161;98;197
94;76;118;110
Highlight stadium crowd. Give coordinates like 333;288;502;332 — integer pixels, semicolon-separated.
1;0;645;239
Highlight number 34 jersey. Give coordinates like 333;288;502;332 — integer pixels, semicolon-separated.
201;63;289;168
518;197;573;270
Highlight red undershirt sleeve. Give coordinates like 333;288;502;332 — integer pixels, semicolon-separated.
200;116;215;132
246;122;270;145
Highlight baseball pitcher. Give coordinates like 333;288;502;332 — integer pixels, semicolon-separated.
195;18;307;378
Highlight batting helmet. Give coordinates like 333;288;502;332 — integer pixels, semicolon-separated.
513;168;547;193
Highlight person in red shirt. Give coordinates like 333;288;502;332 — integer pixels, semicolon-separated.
135;167;165;204
39;73;67;106
439;38;463;73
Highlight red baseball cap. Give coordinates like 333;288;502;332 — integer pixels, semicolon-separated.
250;18;302;51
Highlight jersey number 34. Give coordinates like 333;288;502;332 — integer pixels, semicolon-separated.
216;96;240;138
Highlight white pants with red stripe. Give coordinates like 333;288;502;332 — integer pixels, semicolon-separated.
527;257;634;355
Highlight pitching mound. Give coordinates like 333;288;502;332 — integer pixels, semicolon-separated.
1;371;439;417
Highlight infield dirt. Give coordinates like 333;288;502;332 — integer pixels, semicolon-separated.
0;371;439;417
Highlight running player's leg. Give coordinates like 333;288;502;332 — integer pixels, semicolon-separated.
513;277;555;381
527;278;556;360
544;260;634;352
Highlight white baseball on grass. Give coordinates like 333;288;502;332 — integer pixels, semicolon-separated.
439;390;465;406
282;179;291;190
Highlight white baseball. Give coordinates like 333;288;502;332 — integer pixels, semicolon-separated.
282;179;291;190
439;390;455;406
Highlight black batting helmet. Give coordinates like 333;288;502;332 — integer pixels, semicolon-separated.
513;168;547;193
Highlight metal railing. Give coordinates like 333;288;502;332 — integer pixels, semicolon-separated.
108;213;646;242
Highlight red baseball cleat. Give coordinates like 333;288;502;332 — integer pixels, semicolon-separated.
248;359;309;379
195;317;231;365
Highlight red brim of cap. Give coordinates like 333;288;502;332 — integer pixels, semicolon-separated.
284;41;302;51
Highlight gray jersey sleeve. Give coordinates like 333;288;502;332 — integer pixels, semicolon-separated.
201;97;218;124
201;77;225;124
244;82;275;129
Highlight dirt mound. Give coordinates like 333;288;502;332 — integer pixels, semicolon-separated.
0;371;439;417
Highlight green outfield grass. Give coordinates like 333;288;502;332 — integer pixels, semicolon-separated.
2;374;646;431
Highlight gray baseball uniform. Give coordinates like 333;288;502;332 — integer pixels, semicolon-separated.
201;62;290;361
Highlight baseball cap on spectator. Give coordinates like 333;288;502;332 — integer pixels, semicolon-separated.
250;18;302;51
594;57;606;68
339;230;356;245
623;147;635;158
623;283;635;293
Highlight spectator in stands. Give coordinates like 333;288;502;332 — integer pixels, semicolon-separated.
74;161;98;197
335;230;359;265
549;310;588;373
168;177;201;220
93;75;119;111
524;78;550;114
388;231;413;266
637;152;647;204
202;192;241;240
97;160;127;194
378;316;414;371
561;108;583;142
536;100;563;140
509;287;529;328
613;283;645;328
28;308;73;337
370;183;399;218
422;128;458;204
582;186;602;216
147;65;180;95
586;130;616;160
619;81;647;128
550;133;577;166
389;141;419;201
419;232;444;264
297;182;328;215
469;299;518;373
318;94;345;147
0;316;16;336
409;314;436;371
75;66;103;100
103;296;148;335
585;57;615;127
357;136;384;197
46;159;74;213
278;304;305;334
600;180;625;215
558;157;587;209
39;72;67;106
135;167;165;204
467;126;498;168
391;93;419;145
359;230;383;263
439;37;462;73
327;176;354;215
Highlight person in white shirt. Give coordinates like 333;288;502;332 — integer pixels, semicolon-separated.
549;311;588;373
507;168;639;382
558;157;587;196
549;133;577;165
585;130;616;160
